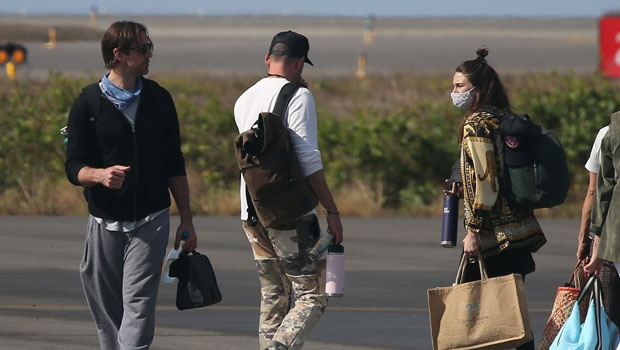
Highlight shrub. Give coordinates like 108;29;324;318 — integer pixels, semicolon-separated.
1;72;618;215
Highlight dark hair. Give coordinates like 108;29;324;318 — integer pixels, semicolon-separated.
101;21;150;69
456;47;511;143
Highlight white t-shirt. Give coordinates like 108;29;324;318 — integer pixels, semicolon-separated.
120;95;140;125
234;77;322;220
585;125;610;173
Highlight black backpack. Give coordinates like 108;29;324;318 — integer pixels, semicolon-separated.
234;83;319;228
496;112;569;209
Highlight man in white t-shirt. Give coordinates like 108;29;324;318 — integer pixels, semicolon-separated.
233;30;343;350
576;126;609;263
579;125;620;276
580;124;620;327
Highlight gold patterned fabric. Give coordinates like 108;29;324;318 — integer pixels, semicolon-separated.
460;108;546;258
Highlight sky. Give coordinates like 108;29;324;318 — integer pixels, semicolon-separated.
1;0;620;17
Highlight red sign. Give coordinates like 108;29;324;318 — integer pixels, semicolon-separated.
600;15;620;77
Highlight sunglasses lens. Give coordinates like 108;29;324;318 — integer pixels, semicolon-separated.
127;42;153;55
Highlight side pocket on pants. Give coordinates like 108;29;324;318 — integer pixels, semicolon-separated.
80;219;92;272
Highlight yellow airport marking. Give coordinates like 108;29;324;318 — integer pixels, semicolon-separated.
564;35;595;44
0;305;552;313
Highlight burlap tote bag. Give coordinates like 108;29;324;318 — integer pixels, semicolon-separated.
427;253;533;350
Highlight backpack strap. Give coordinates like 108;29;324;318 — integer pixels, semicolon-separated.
87;84;102;124
272;83;303;121
480;107;505;122
64;84;101;152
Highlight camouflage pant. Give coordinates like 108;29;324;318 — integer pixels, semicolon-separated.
242;215;328;350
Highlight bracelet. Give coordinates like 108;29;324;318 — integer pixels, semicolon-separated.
325;210;340;216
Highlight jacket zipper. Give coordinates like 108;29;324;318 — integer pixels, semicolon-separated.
101;91;141;222
113;102;139;222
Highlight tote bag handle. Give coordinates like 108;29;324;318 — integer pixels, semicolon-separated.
574;275;604;350
567;262;586;289
454;252;489;285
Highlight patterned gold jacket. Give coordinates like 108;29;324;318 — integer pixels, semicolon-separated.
460;108;546;258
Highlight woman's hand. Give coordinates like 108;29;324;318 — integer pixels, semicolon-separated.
463;229;480;257
443;179;464;199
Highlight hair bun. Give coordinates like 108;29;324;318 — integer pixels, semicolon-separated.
476;46;489;61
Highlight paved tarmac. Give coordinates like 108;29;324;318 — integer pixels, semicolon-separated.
0;215;581;349
1;16;598;79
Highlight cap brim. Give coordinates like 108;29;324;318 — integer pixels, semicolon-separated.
305;57;314;66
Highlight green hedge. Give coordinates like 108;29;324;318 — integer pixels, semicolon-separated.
1;72;619;214
0;73;88;191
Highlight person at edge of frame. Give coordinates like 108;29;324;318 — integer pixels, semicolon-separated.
64;20;197;350
585;112;620;321
233;30;344;350
576;124;620;327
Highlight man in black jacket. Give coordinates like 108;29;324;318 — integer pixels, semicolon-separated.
65;21;197;350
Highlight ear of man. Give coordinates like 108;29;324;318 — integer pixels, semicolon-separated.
112;47;125;64
294;56;305;70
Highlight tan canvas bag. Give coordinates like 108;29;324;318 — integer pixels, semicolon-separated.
427;253;533;350
235;83;318;228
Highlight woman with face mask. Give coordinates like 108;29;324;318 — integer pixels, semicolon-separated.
451;47;546;350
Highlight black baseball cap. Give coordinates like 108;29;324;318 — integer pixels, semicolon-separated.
268;30;314;66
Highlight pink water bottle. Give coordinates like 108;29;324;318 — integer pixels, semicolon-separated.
326;243;344;297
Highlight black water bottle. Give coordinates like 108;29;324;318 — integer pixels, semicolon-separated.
441;193;459;247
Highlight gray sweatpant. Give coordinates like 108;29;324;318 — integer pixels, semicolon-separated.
80;213;169;350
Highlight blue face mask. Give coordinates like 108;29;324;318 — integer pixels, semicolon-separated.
451;87;475;110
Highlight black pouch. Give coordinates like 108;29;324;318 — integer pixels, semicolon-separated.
168;250;222;310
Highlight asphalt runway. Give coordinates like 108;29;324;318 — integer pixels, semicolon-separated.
2;16;598;79
0;215;582;349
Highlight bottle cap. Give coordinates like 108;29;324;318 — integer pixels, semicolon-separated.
328;243;344;253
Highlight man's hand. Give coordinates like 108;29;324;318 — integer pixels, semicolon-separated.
584;235;603;275
100;165;131;189
326;214;343;244
175;221;197;254
584;257;604;276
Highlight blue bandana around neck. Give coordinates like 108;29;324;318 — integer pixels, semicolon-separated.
99;74;142;111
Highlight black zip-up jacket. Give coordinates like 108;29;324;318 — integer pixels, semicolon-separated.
65;77;186;221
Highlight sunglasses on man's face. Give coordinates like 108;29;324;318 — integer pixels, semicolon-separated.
128;41;154;55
